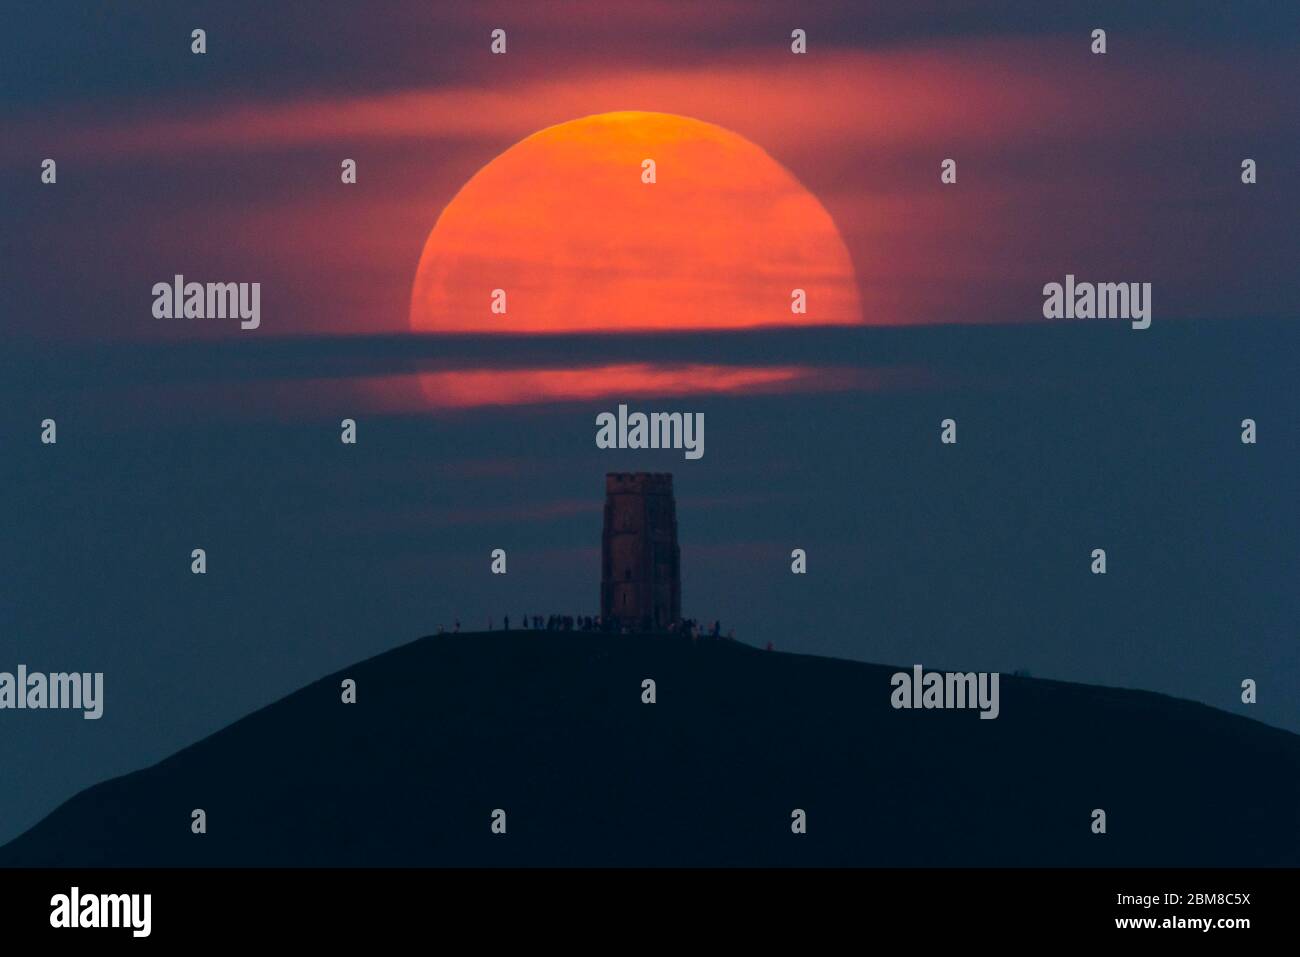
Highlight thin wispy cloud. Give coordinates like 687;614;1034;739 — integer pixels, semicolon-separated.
8;42;1292;165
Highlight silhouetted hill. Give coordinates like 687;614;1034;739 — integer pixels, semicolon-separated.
3;633;1298;866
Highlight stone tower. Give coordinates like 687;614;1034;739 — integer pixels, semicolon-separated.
601;472;681;630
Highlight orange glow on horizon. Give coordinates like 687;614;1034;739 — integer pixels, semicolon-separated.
411;363;832;409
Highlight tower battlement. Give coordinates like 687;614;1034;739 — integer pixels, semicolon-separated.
605;472;674;495
601;472;681;630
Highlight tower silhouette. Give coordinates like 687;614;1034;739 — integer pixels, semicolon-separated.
601;473;681;630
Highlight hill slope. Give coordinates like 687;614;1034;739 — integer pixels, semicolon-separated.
3;633;1298;866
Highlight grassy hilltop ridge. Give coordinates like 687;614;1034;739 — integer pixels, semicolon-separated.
3;632;1297;867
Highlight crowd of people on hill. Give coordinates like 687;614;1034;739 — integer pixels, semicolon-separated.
435;614;735;640
668;617;732;640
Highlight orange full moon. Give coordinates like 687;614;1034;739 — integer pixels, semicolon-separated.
409;111;861;334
